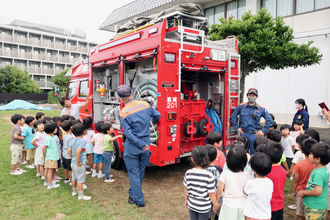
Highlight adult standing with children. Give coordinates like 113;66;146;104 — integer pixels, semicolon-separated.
291;98;309;131
230;88;273;155
117;85;161;207
60;95;93;121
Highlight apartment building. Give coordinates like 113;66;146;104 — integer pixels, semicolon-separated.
100;0;330;128
0;18;97;89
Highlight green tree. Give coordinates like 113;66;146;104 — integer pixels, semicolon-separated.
48;68;70;104
0;65;41;93
208;9;322;101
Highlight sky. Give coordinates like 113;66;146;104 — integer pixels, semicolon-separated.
1;0;135;43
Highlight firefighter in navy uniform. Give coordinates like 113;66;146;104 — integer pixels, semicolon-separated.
117;85;161;207
230;88;273;155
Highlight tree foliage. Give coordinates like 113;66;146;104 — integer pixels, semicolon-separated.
0;65;41;93
208;9;323;100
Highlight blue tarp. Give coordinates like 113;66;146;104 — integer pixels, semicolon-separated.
0;100;52;111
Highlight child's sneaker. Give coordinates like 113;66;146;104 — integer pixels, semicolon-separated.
86;171;91;175
98;174;105;178
41;176;45;180
288;204;297;210
83;184;87;190
26;165;34;169
104;178;115;183
30;164;35;168
21;160;27;164
47;184;60;189
64;179;71;184
72;191;78;196
36;173;42;177
54;175;62;180
17;168;27;173
44;182;48;186
91;172;98;178
78;195;91;200
11;171;22;175
52;179;60;183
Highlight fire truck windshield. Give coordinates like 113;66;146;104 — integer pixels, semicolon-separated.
66;81;76;99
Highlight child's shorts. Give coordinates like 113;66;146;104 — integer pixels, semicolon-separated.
63;158;72;171
219;204;244;220
86;142;94;154
10;143;22;165
94;153;104;164
26;148;36;160
45;160;58;169
295;190;305;217
71;163;86;183
304;207;327;220
34;148;44;165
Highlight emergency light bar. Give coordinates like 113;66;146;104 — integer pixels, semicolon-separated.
99;33;141;51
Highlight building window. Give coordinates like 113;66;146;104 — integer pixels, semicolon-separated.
262;0;330;17
205;0;245;25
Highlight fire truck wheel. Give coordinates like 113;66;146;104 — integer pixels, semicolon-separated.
198;119;209;136
111;140;123;170
184;120;199;137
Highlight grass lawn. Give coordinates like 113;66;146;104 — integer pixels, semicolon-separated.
0;110;297;220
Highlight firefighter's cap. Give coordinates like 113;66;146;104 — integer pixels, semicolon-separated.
247;88;258;96
117;85;132;98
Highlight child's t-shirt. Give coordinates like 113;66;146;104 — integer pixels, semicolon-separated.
327;163;330;196
290;131;301;150
11;124;23;145
62;134;74;160
83;129;95;143
292;150;305;165
34;131;46;150
281;136;295;158
266;165;286;212
293;158;316;191
213;149;226;169
44;135;60;162
92;133;104;154
54;135;61;158
104;134;114;152
23;127;35;149
303;167;329;210
183;168;215;213
243;178;273;219
69;138;87;165
219;170;251;209
206;165;223;189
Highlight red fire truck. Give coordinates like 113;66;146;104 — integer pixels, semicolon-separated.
67;11;240;169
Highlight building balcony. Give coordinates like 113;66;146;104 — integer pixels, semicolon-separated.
30;39;41;46
1;35;13;42
78;47;87;53
4;51;18;57
43;68;54;75
47;81;54;87
0;63;11;68
43;41;54;48
68;45;77;51
15;65;27;71
47;55;58;62
55;69;65;74
34;54;46;60
34;81;45;87
20;52;32;59
70;57;81;63
29;66;41;73
59;57;69;63
14;37;28;44
56;43;66;50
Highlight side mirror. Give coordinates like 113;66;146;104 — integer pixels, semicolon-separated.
54;85;59;97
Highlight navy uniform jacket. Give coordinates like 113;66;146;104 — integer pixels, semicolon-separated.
230;102;273;134
291;108;309;130
120;99;161;155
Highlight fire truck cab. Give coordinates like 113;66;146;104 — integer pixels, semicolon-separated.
67;10;240;169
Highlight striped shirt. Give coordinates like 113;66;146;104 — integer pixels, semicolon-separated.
183;168;215;213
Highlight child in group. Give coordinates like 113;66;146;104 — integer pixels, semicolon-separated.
244;152;273;220
10;114;26;175
20;116;28;165
62;120;74;184
68;123;91;200
92;121;105;178
69;116;75;122
205;144;223;220
216;146;251;220
263;141;287;220
280;124;295;169
290;120;304;153
53;116;63;141
23;116;36;169
42;122;60;189
287;134;310;177
267;130;290;172
291;138;317;220
206;131;226;169
83;117;95;174
61;115;70;122
253;137;268;153
298;143;330;219
31;120;46;179
223;141;250;172
101;123;122;183
184;146;220;219
53;126;62;181
42;116;53;124
305;129;320;143
35;112;45;121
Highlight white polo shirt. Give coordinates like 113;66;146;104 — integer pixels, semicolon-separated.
61;104;81;121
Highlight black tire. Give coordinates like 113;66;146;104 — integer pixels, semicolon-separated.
111;140;123;170
198;118;209;136
184;120;199;137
